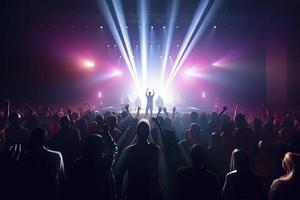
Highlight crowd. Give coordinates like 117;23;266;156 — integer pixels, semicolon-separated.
0;99;300;200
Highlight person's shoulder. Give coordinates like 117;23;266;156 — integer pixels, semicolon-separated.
225;170;238;179
270;178;284;191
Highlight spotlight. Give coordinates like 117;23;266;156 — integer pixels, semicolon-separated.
201;91;206;98
176;25;179;29
98;91;102;98
212;62;218;67
163;26;166;29
107;44;110;47
83;60;95;68
112;69;122;76
100;25;103;29
176;44;180;48
114;44;117;48
214;25;217;29
151;26;154;29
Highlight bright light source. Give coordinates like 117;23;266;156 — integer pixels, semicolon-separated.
107;44;110;47
185;68;203;78
163;26;166;29
176;25;179;29
83;60;95;68
98;91;102;98
100;25;103;29
214;25;217;29
112;69;122;76
202;91;206;98
212;62;219;67
150;26;154;29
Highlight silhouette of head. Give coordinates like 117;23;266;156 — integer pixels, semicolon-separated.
282;152;300;175
95;115;104;128
137;120;150;141
30;128;48;148
190;145;206;168
9;112;21;125
77;118;88;131
108;115;117;129
190;112;199;123
234;113;247;129
60;116;70;128
84;134;104;159
252;118;263;132
190;123;201;140
230;149;250;172
148;91;152;96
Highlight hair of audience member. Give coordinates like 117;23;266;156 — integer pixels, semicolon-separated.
77;118;88;131
60;116;70;128
190;123;201;139
230;149;250;172
136;120;150;141
221;120;234;135
281;152;300;180
190;144;206;168
8;112;21;125
83;134;105;159
234;113;248;129
30;128;48;148
199;113;208;128
108;115;118;129
95;115;104;127
252;118;263;132
190;111;199;123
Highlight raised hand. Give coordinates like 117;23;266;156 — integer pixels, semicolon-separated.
137;106;141;111
125;104;129;111
163;107;167;113
172;106;176;113
158;107;163;113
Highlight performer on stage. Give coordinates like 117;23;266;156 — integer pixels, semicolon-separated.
134;96;142;111
155;95;164;111
145;88;155;117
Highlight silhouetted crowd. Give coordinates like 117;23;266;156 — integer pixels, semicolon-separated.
0;100;300;200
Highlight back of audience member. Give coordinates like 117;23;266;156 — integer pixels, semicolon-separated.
4;112;30;151
63;134;116;200
20;128;65;200
222;149;267;200
175;145;221;200
51;116;81;171
269;152;300;200
116;120;162;200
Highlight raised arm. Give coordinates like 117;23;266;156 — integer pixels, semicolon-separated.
125;104;133;119
172;106;176;120
146;88;149;96
23;102;37;114
157;107;163;117
135;106;141;119
3;99;10;120
163;107;170;118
